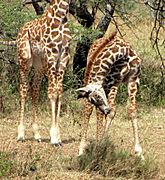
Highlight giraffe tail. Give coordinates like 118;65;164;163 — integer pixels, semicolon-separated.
0;40;17;46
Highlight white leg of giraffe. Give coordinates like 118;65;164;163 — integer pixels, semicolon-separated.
50;94;62;145
128;80;144;160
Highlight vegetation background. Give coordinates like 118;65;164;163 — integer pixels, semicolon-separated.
0;0;164;179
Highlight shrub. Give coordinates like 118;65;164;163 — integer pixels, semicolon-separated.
77;140;159;179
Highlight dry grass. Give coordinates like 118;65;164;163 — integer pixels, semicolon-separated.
0;103;165;179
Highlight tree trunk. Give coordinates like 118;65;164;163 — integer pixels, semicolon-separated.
72;3;115;85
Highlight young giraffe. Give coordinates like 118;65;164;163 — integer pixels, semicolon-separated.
16;0;71;146
77;31;144;159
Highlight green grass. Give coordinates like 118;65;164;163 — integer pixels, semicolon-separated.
0;152;13;178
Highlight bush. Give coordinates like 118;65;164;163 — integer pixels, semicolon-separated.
77;140;159;179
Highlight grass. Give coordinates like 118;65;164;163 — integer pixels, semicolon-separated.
77;140;158;179
0;100;165;179
0;151;13;177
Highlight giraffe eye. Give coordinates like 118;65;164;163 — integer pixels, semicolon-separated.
91;95;103;106
91;97;96;104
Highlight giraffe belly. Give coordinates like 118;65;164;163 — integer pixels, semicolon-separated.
32;42;44;57
31;42;47;71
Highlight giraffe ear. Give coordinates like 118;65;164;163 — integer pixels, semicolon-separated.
76;87;92;99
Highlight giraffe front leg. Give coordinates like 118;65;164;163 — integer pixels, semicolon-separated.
79;100;93;156
103;106;116;138
48;71;62;146
103;85;118;137
128;81;144;160
49;93;62;146
49;47;70;146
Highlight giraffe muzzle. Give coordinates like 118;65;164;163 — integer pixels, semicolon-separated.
99;106;110;115
104;108;111;115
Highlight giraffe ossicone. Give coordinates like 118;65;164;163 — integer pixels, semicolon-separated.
77;31;144;160
17;0;71;145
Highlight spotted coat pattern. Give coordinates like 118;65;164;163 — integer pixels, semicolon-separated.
78;32;144;159
17;0;71;145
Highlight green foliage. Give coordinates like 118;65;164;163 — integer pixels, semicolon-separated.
77;140;159;179
0;151;13;178
0;0;36;38
139;66;165;106
69;20;102;44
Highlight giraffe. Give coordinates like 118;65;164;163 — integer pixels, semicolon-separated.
16;0;71;146
77;31;144;159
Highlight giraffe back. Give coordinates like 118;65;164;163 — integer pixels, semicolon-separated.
84;32;142;90
84;31;117;84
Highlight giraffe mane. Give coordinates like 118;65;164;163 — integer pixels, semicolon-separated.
84;31;117;84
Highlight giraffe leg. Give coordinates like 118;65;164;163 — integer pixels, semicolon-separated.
49;47;70;146
128;80;144;160
17;66;29;141
96;108;104;141
79;100;93;156
103;86;118;137
49;93;62;146
48;69;62;146
31;70;44;142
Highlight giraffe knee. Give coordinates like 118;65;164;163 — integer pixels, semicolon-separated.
128;107;137;119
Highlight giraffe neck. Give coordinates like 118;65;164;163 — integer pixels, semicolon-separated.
42;0;71;58
84;35;135;87
84;32;117;85
47;0;70;21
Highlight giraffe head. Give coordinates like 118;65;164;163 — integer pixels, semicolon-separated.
76;84;110;115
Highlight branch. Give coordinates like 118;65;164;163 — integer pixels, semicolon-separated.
0;40;17;46
69;1;94;27
96;3;115;38
0;56;19;66
148;0;165;87
23;0;45;15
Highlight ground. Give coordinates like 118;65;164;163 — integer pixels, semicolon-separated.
0;103;165;179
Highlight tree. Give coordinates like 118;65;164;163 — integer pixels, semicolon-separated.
145;0;165;98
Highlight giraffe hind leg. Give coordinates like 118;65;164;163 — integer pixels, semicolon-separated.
31;69;44;142
17;63;30;141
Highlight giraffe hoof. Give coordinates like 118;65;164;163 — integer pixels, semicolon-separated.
52;142;63;147
37;138;42;143
17;137;25;142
